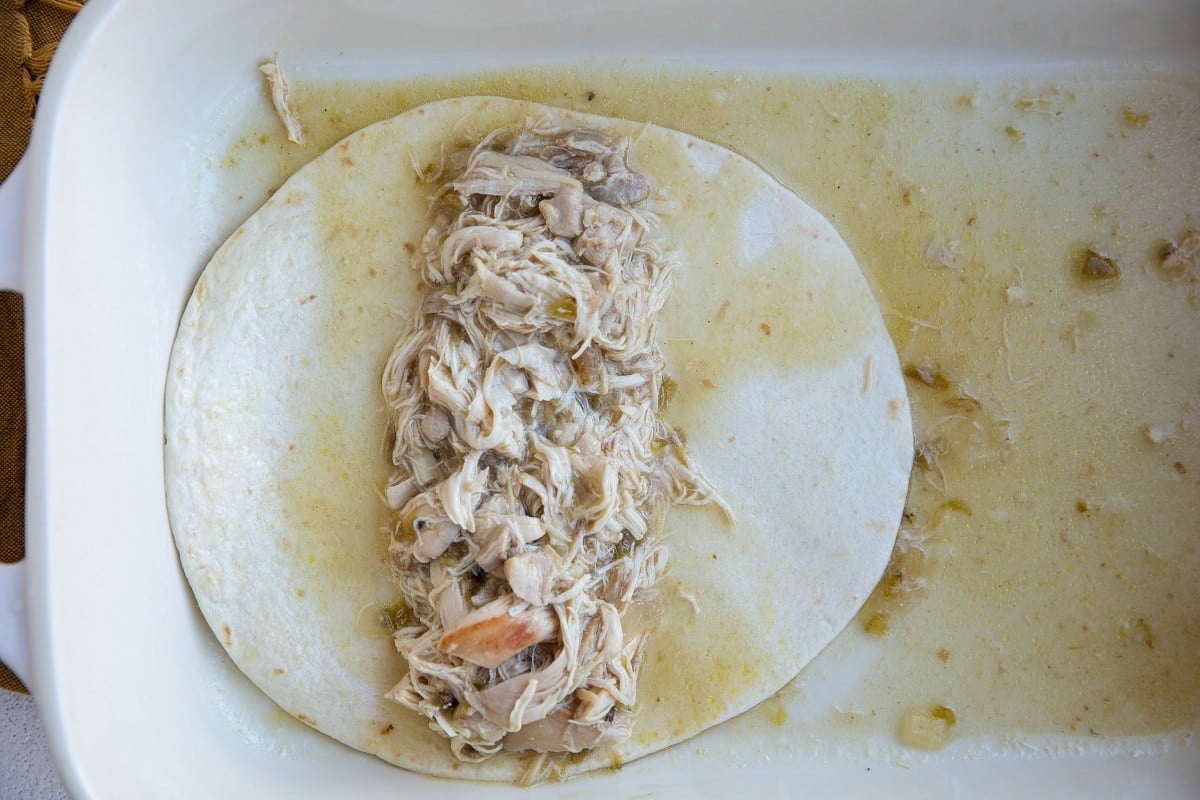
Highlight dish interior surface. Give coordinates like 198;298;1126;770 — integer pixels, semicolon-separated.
26;1;1200;797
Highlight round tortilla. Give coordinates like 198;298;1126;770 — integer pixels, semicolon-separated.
164;96;913;781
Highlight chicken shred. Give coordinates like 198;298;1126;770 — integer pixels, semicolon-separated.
381;122;725;762
259;55;305;145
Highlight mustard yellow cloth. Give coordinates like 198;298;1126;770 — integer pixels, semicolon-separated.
0;0;85;694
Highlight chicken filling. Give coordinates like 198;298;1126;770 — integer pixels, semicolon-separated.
381;122;724;761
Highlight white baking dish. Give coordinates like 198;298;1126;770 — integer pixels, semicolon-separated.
2;0;1198;797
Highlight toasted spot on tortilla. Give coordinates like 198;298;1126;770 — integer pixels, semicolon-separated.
284;189;306;206
299;294;317;305
222;624;232;647
341;155;355;167
381;724;395;735
760;322;772;336
298;714;318;726
272;668;285;677
888;397;903;419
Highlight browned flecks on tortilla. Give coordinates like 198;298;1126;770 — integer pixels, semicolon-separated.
380;123;729;763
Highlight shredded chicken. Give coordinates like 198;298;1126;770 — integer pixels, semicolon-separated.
381;122;725;762
259;55;305;145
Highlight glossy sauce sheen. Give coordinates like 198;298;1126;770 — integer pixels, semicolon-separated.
217;65;1200;755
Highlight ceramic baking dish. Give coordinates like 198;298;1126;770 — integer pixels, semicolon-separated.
1;0;1197;796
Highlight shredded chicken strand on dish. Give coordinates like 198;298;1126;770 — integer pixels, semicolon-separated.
258;55;305;146
381;122;725;762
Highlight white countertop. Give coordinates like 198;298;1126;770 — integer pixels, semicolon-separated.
1;689;69;799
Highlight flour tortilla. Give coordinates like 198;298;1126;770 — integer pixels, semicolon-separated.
164;96;913;781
